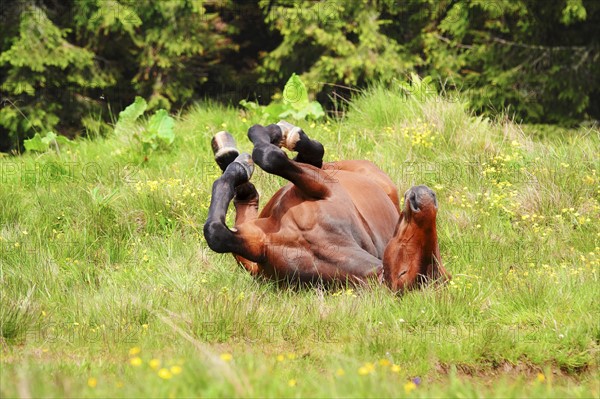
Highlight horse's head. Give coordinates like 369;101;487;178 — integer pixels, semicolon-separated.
383;185;450;292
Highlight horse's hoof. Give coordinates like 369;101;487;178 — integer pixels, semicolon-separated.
212;131;239;172
276;120;302;151
233;153;254;181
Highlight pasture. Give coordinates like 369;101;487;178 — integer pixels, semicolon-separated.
1;87;598;397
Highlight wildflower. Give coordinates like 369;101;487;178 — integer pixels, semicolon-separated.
158;368;172;380
288;379;297;387
537;373;545;382
358;362;375;376
170;365;183;375
129;347;141;356
286;353;297;360
149;359;161;370
277;354;285;362
378;359;391;367
335;368;345;377
220;353;233;362
87;377;97;388
391;364;401;373
404;381;417;393
130;357;142;366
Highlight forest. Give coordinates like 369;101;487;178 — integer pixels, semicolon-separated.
1;0;599;151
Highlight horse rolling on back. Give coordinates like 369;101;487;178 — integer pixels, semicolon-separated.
203;122;450;291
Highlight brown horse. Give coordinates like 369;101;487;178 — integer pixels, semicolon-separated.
204;122;450;291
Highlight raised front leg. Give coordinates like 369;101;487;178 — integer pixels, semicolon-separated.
276;121;324;168
248;123;330;199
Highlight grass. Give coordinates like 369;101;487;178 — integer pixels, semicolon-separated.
1;84;599;398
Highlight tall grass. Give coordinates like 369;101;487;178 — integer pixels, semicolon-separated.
0;85;598;397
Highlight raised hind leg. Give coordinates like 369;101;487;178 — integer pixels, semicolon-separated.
204;133;265;267
248;123;330;199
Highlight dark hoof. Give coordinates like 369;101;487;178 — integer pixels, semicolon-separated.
212;131;239;171
232;153;254;181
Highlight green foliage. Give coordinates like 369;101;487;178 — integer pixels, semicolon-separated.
145;110;175;149
23;131;72;153
261;0;600;125
0;0;237;151
0;4;113;149
240;74;324;122
114;96;148;136
258;1;417;87
421;0;600;124
1;0;599;151
115;96;175;155
398;74;437;103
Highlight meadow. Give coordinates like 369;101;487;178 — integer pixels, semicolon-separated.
1;84;598;398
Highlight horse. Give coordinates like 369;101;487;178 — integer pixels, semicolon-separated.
203;122;450;291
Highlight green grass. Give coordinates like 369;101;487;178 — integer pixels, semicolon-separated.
1;86;599;398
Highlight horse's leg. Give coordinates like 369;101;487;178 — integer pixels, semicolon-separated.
248;124;330;199
276;121;324;168
204;134;265;263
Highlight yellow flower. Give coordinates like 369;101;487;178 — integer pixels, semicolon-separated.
378;359;391;367
288;379;297;387
130;357;142;366
87;377;97;388
404;381;417;393
149;359;161;370
391;364;401;373
170;365;183;375
537;373;545;382
335;368;345;377
129;346;141;356
158;368;172;380
220;353;233;362
286;352;297;360
358;363;375;376
276;354;285;362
